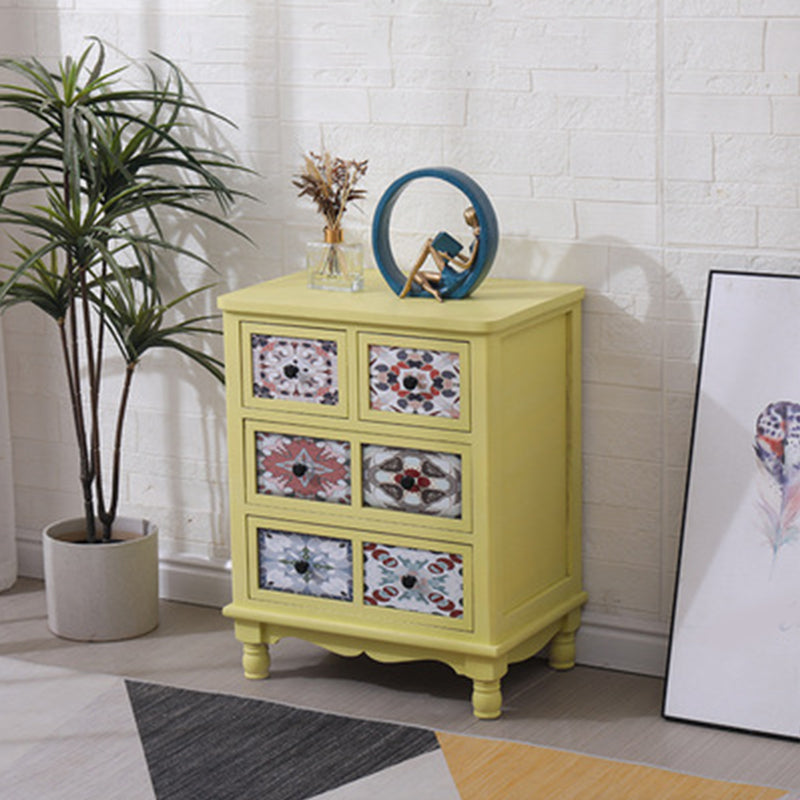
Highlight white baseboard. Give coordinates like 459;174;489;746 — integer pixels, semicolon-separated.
576;613;669;678
16;534;44;580
17;534;232;608
158;555;233;609
18;537;670;678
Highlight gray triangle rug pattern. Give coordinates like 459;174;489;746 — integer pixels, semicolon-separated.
125;680;444;800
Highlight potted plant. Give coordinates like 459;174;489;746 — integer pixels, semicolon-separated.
0;40;249;639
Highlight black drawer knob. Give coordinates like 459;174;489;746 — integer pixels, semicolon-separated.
292;462;308;477
402;375;418;390
401;574;417;589
400;475;416;490
294;559;310;574
283;364;299;379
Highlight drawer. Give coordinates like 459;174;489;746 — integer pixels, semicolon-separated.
363;540;467;621
246;517;472;629
246;422;470;530
254;526;353;601
252;429;351;505
243;322;348;418
362;443;463;520
358;334;470;432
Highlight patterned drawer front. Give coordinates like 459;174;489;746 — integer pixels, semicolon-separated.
251;333;338;405
362;445;461;518
255;432;351;504
257;528;352;600
363;542;463;618
368;345;460;418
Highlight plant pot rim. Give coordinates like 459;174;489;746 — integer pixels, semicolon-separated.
43;516;157;546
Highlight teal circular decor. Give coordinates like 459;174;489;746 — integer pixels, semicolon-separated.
371;167;499;300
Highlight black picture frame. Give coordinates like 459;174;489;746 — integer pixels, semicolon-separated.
663;269;800;741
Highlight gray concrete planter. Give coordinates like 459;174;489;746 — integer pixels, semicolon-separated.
43;516;159;641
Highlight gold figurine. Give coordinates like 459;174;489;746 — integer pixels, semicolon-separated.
400;206;481;302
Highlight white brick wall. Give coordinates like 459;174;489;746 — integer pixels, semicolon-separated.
1;0;798;674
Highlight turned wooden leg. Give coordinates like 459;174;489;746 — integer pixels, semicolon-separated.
548;630;576;670
242;642;270;679
471;679;502;720
548;609;581;671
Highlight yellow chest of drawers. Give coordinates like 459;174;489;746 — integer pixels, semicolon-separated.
219;271;587;719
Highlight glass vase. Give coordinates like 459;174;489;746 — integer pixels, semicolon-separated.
306;227;364;292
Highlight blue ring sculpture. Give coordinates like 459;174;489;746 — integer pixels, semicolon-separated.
371;167;499;300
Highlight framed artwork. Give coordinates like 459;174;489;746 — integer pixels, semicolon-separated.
663;270;800;740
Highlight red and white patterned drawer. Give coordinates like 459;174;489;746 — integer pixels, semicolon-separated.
255;430;352;504
358;334;470;431
362;541;470;626
243;323;348;417
362;443;463;520
248;426;352;506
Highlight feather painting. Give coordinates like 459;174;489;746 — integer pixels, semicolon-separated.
753;400;800;558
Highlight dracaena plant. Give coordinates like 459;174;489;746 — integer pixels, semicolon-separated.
0;39;251;542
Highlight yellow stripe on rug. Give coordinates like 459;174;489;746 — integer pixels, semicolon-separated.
436;732;787;800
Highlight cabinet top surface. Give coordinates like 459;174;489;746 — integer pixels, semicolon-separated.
219;271;583;334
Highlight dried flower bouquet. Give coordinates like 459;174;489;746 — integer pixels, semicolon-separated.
293;152;368;280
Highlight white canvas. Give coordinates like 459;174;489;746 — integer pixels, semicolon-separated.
664;270;800;740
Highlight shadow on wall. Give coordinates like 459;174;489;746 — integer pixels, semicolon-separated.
95;32;261;562
3;11;266;565
497;233;699;623
147;145;256;561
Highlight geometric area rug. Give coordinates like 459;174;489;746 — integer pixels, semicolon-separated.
125;680;445;800
0;653;793;800
126;682;793;800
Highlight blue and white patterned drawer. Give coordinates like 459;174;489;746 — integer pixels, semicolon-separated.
256;528;352;601
243;323;348;417
358;335;470;431
254;430;351;505
363;541;465;620
362;444;462;519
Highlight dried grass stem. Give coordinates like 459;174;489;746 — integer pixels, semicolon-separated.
293;151;368;231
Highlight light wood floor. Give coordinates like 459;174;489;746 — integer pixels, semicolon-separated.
2;577;799;796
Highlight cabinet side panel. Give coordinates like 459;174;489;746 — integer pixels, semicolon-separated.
493;314;571;616
223;314;248;606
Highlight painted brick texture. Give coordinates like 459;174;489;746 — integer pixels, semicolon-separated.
0;0;798;644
